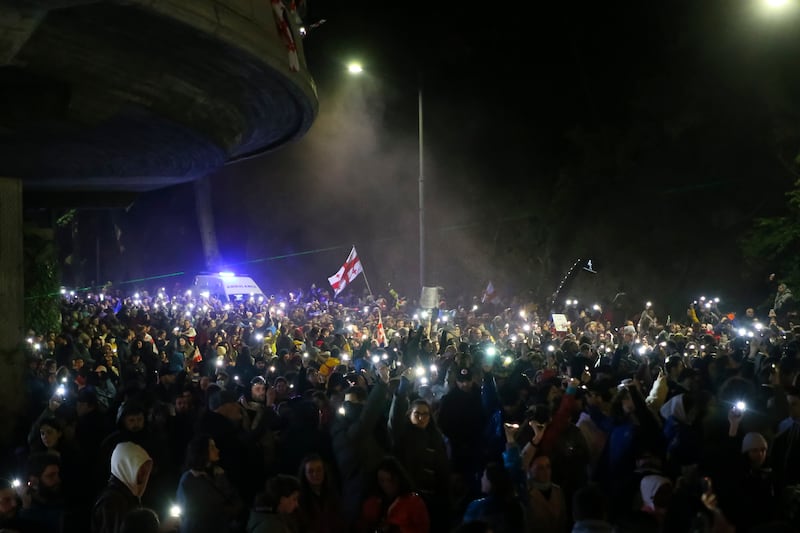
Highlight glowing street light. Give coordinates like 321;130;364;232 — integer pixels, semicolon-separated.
348;60;426;290
347;61;363;75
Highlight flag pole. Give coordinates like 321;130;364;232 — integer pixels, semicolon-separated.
356;244;374;297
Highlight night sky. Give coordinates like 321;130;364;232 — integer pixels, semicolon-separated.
102;0;800;318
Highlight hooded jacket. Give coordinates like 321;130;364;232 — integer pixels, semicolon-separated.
91;442;151;533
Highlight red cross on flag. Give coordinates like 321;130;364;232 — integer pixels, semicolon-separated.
328;246;364;296
375;315;386;347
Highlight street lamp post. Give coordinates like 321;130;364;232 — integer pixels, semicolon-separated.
347;61;426;291
417;86;425;290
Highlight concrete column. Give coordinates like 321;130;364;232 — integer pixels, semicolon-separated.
0;178;25;447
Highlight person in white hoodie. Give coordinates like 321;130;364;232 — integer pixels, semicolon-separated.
92;442;153;533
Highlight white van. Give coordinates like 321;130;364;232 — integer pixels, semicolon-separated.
193;273;266;302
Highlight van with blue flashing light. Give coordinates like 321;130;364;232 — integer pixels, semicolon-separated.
193;272;266;302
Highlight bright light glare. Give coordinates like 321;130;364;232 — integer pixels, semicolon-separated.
347;62;363;74
415;366;425;377
170;505;182;518
766;0;789;7
486;346;497;357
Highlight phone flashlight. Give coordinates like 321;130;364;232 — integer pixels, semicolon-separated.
169;504;182;518
371;355;380;364
486;346;497;357
11;479;20;489
415;366;425;378
547;345;555;353
735;401;746;412
56;385;66;397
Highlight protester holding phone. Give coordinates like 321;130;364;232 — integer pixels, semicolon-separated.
388;371;450;531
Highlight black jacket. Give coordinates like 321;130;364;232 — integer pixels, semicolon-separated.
91;476;140;533
330;380;389;525
389;381;450;498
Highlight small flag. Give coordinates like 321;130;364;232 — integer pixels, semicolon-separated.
481;281;496;304
328;246;364;296
376;315;386;347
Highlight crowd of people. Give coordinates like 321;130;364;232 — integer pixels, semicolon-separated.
3;276;799;533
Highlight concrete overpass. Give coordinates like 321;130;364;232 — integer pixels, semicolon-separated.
0;0;318;442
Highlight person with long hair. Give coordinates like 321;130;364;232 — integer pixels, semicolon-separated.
176;434;242;533
388;382;451;530
356;456;429;533
295;454;346;533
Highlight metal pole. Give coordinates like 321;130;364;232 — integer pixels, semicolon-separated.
418;85;425;291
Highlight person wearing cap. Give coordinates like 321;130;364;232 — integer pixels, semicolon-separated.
613;474;672;531
238;376;279;434
153;365;180;405
438;366;487;496
720;432;779;531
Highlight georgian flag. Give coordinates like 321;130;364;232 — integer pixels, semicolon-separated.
481;281;496;303
375;315;386;347
328;246;364;296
